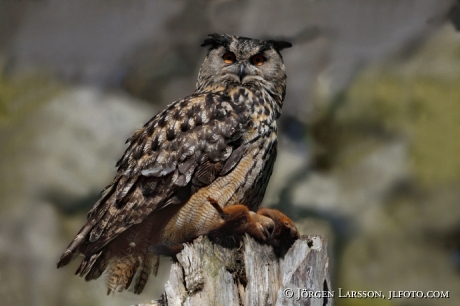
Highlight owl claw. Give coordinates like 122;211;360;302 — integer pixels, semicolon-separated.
249;211;275;241
205;198;298;256
256;208;300;257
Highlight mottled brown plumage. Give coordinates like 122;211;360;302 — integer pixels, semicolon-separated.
57;34;292;294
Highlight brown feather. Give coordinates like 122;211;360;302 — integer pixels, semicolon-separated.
57;34;290;294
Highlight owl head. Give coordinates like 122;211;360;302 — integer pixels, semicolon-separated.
196;34;292;105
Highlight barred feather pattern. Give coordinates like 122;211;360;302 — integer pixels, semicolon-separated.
57;34;290;294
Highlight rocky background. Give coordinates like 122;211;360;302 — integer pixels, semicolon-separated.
0;1;459;305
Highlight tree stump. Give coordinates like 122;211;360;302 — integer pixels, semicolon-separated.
135;235;331;306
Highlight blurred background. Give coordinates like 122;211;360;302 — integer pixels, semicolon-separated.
0;0;459;305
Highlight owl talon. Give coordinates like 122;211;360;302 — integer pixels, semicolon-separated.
249;211;275;241
205;199;267;247
256;208;300;256
204;199;298;257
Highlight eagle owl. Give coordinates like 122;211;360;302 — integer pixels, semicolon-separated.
57;34;293;294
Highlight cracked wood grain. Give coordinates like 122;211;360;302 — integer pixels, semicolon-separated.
135;235;331;306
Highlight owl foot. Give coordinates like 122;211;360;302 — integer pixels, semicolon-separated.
148;198;268;257
149;199;299;259
256;208;300;257
207;197;299;256
206;197;269;248
248;211;275;241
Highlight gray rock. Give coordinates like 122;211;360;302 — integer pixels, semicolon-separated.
0;85;170;306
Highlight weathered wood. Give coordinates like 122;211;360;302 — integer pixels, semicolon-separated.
135;235;331;306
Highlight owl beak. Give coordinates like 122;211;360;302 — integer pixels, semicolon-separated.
238;64;246;82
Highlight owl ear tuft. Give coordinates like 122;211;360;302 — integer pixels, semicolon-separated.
268;40;293;51
201;33;231;48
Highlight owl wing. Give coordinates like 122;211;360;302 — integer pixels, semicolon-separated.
58;92;251;265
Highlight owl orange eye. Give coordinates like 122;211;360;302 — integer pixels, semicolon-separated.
222;52;236;64
250;54;265;66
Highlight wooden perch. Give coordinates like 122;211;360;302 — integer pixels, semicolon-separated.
135;235;331;306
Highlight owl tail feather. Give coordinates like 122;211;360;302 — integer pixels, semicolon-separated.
104;253;160;295
133;253;160;294
57;220;95;268
57;184;117;269
106;255;139;295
